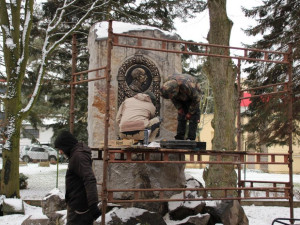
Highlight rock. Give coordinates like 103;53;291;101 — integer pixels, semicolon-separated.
0;195;5;216
96;207;167;225
47;210;67;225
98;202;122;214
3;198;24;215
168;191;206;220
177;213;211;225
94;160;186;214
22;201;49;225
21;215;49;225
41;188;66;219
186;175;206;197
204;200;249;225
56;210;67;225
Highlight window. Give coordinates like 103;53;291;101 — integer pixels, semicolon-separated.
31;147;45;152
23;129;39;139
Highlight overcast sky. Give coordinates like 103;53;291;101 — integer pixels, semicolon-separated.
174;0;263;48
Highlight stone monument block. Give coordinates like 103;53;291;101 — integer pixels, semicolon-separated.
87;21;182;146
87;21;185;213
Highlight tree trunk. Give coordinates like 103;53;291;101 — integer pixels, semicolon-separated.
202;0;238;197
0;96;22;197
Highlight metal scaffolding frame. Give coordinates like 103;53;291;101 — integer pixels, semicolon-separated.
70;20;294;224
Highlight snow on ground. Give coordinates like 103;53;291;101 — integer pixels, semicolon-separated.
1;160;300;225
185;168;300;186
19;163;67;200
185;168;300;225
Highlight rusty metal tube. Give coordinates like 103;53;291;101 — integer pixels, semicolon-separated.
101;20;113;225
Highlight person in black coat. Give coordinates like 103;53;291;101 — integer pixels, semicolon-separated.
54;130;101;225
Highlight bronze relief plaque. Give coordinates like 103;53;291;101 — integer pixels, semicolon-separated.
117;54;161;116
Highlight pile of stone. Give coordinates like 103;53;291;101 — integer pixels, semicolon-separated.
0;176;248;225
0;189;66;225
94;175;248;225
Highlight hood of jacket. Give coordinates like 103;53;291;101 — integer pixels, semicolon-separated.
54;130;78;158
134;93;152;103
71;143;91;157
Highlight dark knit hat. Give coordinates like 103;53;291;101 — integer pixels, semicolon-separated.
54;130;78;157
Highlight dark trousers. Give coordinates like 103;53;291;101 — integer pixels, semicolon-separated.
175;109;200;141
67;206;94;225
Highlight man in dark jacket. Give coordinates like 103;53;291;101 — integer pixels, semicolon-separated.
54;130;101;225
161;74;201;140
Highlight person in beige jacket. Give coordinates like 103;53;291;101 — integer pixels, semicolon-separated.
116;92;160;143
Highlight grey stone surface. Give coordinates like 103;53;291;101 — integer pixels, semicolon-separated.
3;198;24;215
96;207;167;225
168;191;206;220
177;213;210;225
47;210;67;225
186;174;206;197
94;160;186;214
42;189;66;219
21;216;49;225
56;210;67;225
204;200;249;225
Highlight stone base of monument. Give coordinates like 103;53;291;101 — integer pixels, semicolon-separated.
94;156;186;215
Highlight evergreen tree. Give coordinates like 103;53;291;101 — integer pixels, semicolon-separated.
242;0;300;147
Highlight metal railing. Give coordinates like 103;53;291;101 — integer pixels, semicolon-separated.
70;20;294;225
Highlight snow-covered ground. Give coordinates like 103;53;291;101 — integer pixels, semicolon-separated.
19;163;67;200
185;169;300;225
1;160;300;225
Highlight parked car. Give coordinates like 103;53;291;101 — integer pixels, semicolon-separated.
20;145;59;163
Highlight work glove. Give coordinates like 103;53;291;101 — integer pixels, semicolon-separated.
89;203;101;220
178;108;184;115
185;113;191;120
187;112;200;122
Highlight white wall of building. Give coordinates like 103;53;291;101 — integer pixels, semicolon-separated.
20;125;54;149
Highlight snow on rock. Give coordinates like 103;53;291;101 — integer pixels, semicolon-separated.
96;207;166;225
176;213;210;225
24;202;48;220
0;195;5;205
94;21;177;40
42;188;64;200
3;198;24;213
41;188;66;219
168;191;203;212
168;191;206;221
205;200;219;207
186;178;203;189
0;214;29;225
185;173;193;181
101;207;146;223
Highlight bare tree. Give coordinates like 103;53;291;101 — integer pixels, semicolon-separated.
202;0;238;197
0;0;108;197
